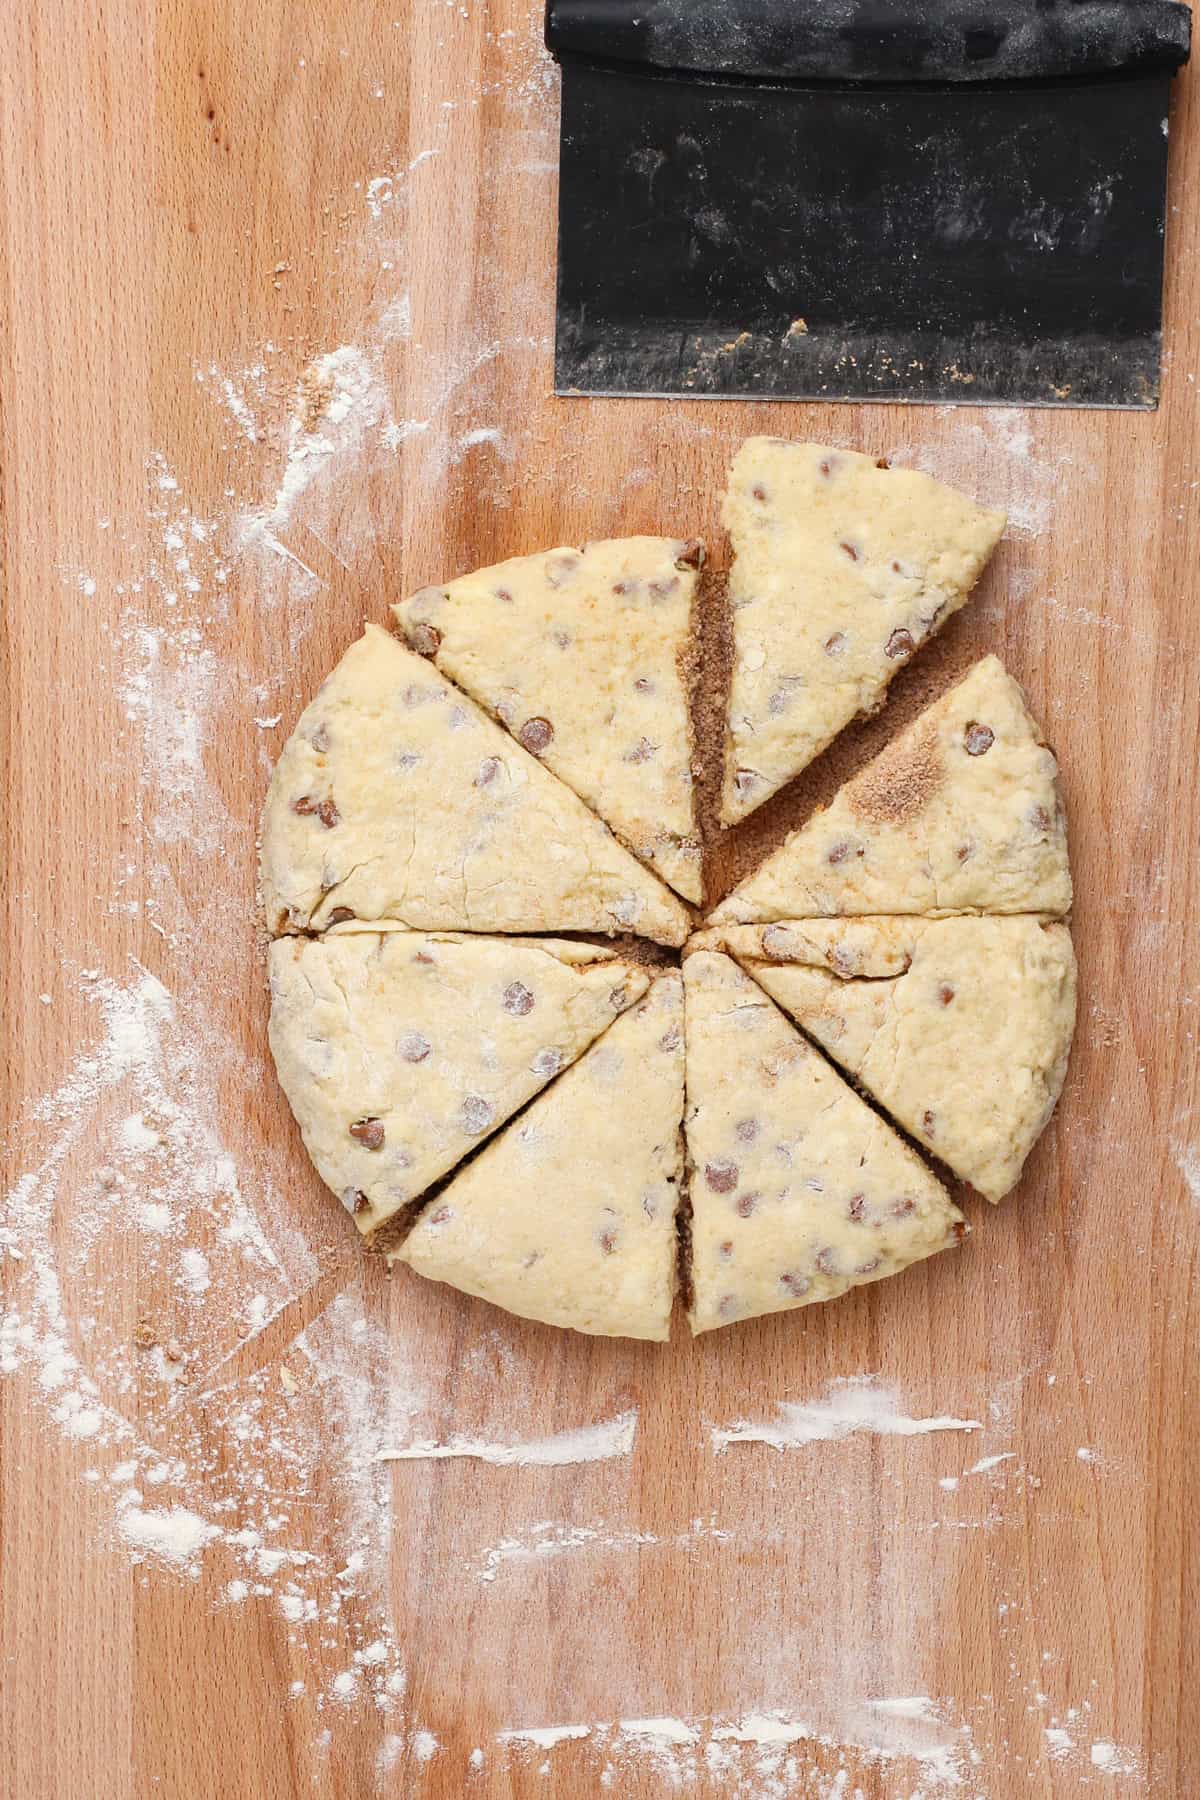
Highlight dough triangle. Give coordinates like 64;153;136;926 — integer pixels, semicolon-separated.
709;656;1071;923
721;438;1005;823
261;624;691;945
709;917;1077;1204
682;951;963;1333
394;538;703;900
394;974;685;1340
268;929;649;1238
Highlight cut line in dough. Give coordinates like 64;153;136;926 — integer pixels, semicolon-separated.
260;624;691;946
394;973;685;1339
704;916;1077;1203
268;930;649;1237
720;438;1005;824
710;655;1071;923
394;537;704;901
683;950;965;1333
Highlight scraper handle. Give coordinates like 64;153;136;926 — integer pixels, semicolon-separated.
546;0;1190;84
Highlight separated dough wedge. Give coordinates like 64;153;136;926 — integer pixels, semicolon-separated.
394;538;703;901
721;439;1005;823
711;918;1077;1204
710;656;1070;923
268;930;649;1238
261;625;690;945
683;952;963;1333
394;973;685;1340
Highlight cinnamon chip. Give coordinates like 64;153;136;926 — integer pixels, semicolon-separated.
518;717;553;755
459;1095;494;1135
408;622;442;657
349;1118;385;1150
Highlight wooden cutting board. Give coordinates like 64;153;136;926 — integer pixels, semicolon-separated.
2;3;1197;1796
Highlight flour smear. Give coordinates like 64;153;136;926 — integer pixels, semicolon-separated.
376;1410;637;1468
711;1377;982;1452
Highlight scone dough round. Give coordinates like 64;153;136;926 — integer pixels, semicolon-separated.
263;494;1076;1339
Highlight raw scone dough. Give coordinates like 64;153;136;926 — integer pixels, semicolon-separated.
268;929;649;1237
261;625;691;946
710;918;1077;1203
394;973;685;1339
720;439;1005;824
683;952;964;1333
690;917;919;977
394;538;703;901
260;441;1075;1335
710;656;1071;923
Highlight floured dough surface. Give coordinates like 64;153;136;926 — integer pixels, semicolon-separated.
721;439;1005;824
710;656;1071;923
683;952;964;1333
261;625;691;946
719;917;1077;1203
394;538;703;901
268;930;648;1236
395;974;684;1339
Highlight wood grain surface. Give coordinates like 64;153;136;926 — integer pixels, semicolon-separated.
2;4;1198;1797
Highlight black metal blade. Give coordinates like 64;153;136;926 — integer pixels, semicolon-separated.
553;65;1177;408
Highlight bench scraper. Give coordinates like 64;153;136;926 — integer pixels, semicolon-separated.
546;0;1191;408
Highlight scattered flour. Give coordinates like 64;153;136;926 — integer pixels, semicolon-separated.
179;1248;211;1296
491;1702;988;1793
711;1378;982;1452
619;1717;699;1746
117;1500;219;1568
1090;1739;1139;1774
0;963;410;1715
221;382;259;444
1170;1138;1200;1208
866;1696;940;1722
909;410;1069;538
968;1453;1015;1475
500;1724;591;1749
412;1729;440;1763
118;621;230;852
120;1111;162;1153
378;1410;637;1467
475;1515;730;1583
246;345;395;541
375;1734;405;1780
450;424;511;464
712;1715;813;1747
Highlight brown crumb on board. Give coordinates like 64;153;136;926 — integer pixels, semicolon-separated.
298;362;334;432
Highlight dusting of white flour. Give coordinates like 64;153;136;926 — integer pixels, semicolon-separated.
376;1410;637;1467
710;1378;982;1452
